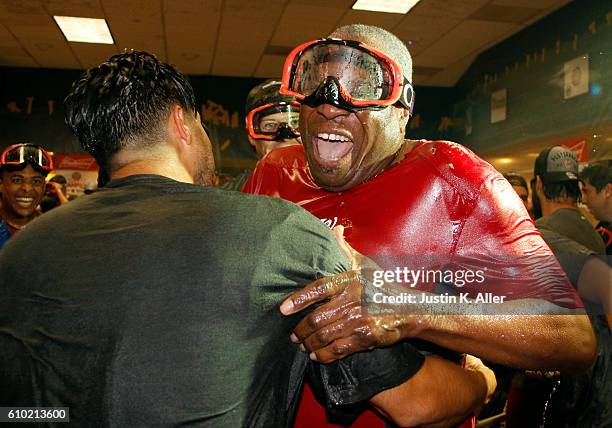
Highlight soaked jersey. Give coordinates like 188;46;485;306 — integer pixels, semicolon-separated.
244;141;582;307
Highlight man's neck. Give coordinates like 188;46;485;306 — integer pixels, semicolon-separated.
391;140;418;166
110;159;193;184
599;204;612;223
540;198;577;217
0;207;36;230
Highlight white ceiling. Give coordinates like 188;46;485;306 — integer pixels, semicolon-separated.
0;0;572;86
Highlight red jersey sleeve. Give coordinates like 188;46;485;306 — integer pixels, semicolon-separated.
454;172;583;308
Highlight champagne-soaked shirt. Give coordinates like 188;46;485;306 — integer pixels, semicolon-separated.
244;141;582;307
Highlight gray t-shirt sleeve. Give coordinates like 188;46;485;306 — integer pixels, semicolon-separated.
261;205;425;407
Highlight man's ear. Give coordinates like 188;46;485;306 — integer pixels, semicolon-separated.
604;183;612;199
170;105;192;147
535;176;544;194
398;107;410;135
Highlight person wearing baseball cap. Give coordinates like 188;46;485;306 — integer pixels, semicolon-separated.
0;143;53;249
533;145;605;254
514;147;612;427
245;79;301;158
222;80;301;191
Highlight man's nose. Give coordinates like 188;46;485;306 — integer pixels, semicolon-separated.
21;182;33;192
316;103;350;120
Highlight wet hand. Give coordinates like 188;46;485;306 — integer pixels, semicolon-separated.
280;272;424;363
280;226;426;363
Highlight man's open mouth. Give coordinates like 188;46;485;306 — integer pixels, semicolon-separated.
313;132;354;167
15;197;35;208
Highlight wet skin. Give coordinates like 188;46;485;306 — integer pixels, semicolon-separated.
300;102;408;192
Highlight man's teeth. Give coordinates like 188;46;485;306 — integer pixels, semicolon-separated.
16;197;34;206
317;133;351;142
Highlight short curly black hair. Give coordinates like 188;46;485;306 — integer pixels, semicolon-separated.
64;51;196;172
581;160;611;192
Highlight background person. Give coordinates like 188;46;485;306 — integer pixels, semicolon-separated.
222;79;301;191
506;146;611;428
533;146;605;255
0;143;53;249
581;160;612;254
503;172;531;213
40;174;70;212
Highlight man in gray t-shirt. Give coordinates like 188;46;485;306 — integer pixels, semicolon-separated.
0;50;490;428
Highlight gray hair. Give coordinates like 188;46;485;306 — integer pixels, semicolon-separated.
329;24;413;83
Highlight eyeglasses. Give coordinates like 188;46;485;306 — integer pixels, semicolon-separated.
0;143;53;173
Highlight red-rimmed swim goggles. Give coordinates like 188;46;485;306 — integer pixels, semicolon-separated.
246;101;301;140
0;143;53;173
280;38;414;113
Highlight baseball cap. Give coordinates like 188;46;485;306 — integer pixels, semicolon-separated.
534;146;579;182
245;79;296;114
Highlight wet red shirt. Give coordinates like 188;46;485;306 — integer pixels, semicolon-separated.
244;141;581;306
243;140;582;427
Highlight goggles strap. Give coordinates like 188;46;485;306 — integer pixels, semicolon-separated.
302;77;386;112
275;123;300;140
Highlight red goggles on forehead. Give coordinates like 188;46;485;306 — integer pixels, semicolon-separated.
280;38;414;111
0;143;54;173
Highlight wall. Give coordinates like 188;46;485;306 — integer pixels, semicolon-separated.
0;66;456;174
4;0;607;176
450;0;612;161
0;67;264;174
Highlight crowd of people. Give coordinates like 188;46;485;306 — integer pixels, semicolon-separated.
0;23;610;428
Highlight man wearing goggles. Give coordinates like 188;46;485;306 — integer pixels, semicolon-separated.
0;143;53;249
223;80;301;191
1;50;485;428
245;79;301;156
245;24;595;427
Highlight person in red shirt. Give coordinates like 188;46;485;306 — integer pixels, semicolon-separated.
222;79;302;191
244;24;596;427
0;143;53;249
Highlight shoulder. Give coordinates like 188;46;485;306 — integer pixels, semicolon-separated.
411;140;496;179
244;146;315;196
257;145;308;170
236;193;349;277
539;228;594;255
406;140;502;199
535;214;552;230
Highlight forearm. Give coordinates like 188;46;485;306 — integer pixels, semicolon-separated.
414;312;595;372
283;269;597;367
370;355;487;427
372;278;597;371
57;191;70;205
